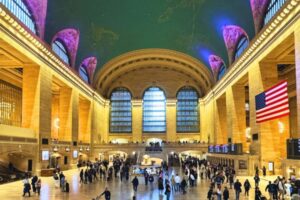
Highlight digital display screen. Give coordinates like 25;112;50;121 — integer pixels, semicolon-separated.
296;139;300;155
215;145;220;153
42;150;49;161
222;144;228;153
73;150;78;158
208;143;243;155
208;145;214;153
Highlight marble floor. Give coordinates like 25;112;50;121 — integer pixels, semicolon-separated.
0;168;288;200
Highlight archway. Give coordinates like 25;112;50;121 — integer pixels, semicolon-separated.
110;138;129;144
141;155;163;166
106;151;128;163
179;150;205;161
49;152;63;169
146;138;162;146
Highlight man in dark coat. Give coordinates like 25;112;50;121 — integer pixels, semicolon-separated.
132;176;139;192
100;187;111;200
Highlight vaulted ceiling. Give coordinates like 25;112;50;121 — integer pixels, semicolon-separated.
45;0;255;73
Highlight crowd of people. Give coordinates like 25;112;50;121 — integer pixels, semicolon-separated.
19;156;300;200
22;175;41;197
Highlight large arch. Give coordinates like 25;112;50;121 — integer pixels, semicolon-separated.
94;49;214;98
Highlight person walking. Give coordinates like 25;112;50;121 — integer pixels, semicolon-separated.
158;177;164;194
255;187;262;200
265;181;274;200
278;177;285;200
216;185;222;200
35;178;41;195
234;179;242;200
244;179;251;196
254;174;260;187
65;180;69;193
207;187;214;200
80;169;84;183
181;178;187;194
171;175;176;191
144;171;149;185
31;175;38;193
262;166;266;176
223;186;229;200
23;178;31;197
229;173;234;189
132;176;139;192
100;187;111;200
164;180;171;200
175;174;181;192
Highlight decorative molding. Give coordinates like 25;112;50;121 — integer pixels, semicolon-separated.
131;99;143;107
94;49;214;97
203;0;300;102
0;6;106;106
166;99;177;106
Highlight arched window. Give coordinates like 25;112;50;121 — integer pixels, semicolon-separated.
143;87;166;133
264;0;286;25
234;36;249;61
176;86;199;133
110;88;132;133
0;0;37;34
217;65;226;81
52;40;70;65
79;66;89;83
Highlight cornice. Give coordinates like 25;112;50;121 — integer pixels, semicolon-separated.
0;5;106;106
202;0;300;103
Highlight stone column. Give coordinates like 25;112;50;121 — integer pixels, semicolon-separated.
294;25;300;138
199;99;207;142
59;87;73;142
166;99;177;142
216;96;227;144
91;100;103;144
132;100;142;142
22;65;52;138
78;98;91;143
249;61;283;174
71;90;79;143
22;65;52;173
226;84;247;152
101;101;110;143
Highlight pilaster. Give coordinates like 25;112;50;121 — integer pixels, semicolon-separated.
132;100;142;142
166;99;177;142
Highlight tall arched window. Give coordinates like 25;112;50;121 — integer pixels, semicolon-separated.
0;0;37;34
264;0;286;25
234;36;249;61
110;88;132;133
52;40;70;65
143;87;166;133
176;86;199;133
217;65;226;81
79;66;89;83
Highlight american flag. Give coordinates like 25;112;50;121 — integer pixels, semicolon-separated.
255;81;289;123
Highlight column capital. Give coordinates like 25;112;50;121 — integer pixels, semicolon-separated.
132;99;142;107
166;99;177;106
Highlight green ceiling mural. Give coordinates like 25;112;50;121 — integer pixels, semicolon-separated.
45;0;254;72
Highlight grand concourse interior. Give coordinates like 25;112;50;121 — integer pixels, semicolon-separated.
1;0;300;199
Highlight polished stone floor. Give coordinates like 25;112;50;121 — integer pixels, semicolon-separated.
0;168;288;200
